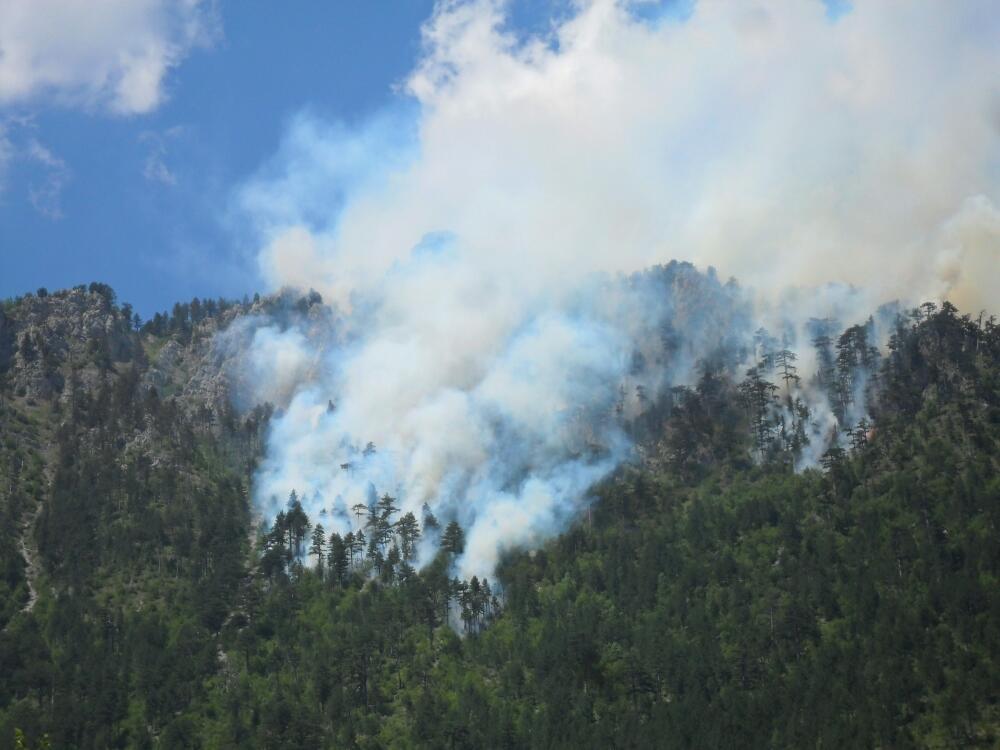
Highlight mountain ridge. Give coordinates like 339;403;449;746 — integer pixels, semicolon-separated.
0;279;998;748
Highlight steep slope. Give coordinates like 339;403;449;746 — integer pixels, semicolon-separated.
179;303;999;749
1;287;998;749
0;285;272;747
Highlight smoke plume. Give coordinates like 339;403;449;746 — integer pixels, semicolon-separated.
234;0;1000;577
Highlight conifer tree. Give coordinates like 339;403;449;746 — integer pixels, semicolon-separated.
285;491;311;558
442;520;466;556
421;503;440;531
309;523;327;575
342;531;356;567
396;511;421;561
328;532;349;585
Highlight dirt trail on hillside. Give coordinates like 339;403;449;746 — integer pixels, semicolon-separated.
16;446;54;619
17;499;42;613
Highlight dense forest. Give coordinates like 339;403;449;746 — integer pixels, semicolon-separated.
1;282;998;748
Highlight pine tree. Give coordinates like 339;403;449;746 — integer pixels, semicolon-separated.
422;503;440;531
739;367;778;459
384;544;401;583
343;531;356;567
309;523;327;575
285;491;311;558
367;534;384;573
377;493;400;523
753;327;778;372
354;529;367;563
328;532;348;585
774;346;799;398
396;511;421;561
442;520;465;556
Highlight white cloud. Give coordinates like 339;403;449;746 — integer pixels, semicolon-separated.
0;116;71;218
247;0;1000;314
25;136;70;218
139;125;185;185
0;0;217;115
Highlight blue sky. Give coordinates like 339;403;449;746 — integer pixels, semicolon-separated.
11;0;997;322
0;2;443;316
0;0;620;317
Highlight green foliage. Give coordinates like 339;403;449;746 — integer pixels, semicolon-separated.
0;288;267;750
189;304;1000;748
0;296;998;748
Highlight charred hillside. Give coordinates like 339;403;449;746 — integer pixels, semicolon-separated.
0;283;998;748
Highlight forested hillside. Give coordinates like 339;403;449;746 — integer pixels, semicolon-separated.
1;285;998;748
0;285;269;748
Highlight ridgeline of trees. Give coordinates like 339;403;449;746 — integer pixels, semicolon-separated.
1;287;999;748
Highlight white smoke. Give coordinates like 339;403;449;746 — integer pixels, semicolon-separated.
235;0;1000;577
250;256;644;576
